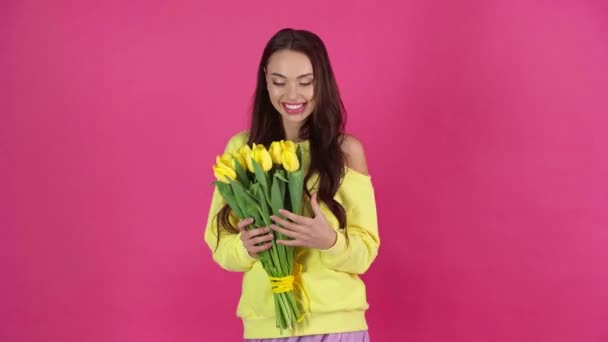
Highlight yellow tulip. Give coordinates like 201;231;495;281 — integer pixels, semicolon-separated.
282;149;300;172
269;141;283;164
234;145;253;172
213;163;236;184
232;147;248;170
232;152;246;170
252;143;273;172
217;152;235;168
281;140;297;153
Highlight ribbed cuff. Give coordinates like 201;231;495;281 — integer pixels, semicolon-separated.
236;232;258;263
320;230;347;258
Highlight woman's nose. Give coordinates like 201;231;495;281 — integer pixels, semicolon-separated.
286;84;298;100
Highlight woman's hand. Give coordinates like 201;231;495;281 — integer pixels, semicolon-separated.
238;218;273;258
270;193;337;250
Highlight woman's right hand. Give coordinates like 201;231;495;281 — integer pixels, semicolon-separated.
238;218;273;258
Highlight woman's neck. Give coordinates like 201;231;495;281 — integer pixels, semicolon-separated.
283;122;303;142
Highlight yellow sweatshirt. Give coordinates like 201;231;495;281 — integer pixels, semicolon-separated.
204;131;380;339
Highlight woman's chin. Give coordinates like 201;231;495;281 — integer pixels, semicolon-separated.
280;111;311;123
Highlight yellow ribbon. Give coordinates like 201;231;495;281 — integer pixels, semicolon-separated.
269;274;295;294
293;262;311;323
268;256;311;323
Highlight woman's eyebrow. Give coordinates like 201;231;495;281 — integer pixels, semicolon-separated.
270;72;314;79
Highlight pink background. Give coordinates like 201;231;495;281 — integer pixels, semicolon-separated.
3;1;608;341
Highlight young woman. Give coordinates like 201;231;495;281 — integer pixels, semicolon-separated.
204;28;379;341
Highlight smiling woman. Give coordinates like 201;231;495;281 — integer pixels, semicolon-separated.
204;28;378;342
265;50;316;125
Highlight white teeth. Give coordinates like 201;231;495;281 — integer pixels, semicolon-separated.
285;103;304;110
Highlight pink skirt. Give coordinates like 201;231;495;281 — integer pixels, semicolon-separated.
245;330;370;342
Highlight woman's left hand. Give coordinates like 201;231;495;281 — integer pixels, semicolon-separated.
270;193;337;250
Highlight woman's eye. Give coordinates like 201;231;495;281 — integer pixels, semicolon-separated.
300;82;313;86
273;82;286;86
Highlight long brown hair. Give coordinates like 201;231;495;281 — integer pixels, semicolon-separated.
216;28;348;237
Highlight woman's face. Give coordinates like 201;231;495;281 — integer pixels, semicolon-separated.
265;50;315;126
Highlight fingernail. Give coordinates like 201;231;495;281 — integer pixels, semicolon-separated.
278;209;284;214
265;227;270;232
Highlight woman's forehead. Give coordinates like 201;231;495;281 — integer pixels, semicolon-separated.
267;50;313;76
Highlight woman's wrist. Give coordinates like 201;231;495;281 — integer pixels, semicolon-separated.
323;230;338;250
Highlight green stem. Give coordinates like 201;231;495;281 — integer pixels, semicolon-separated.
268;238;283;275
277;293;292;328
258;249;275;276
275;295;287;333
287;245;294;274
286;290;301;322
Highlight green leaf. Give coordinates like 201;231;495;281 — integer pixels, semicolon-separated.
245;199;263;227
255;183;271;226
273;169;287;213
274;169;289;182
251;158;272;208
251;159;268;189
231;180;261;225
287;168;304;215
270;176;284;216
288;145;305;215
213;181;244;218
234;161;250;188
270;174;290;276
279;176;286;209
249;182;259;198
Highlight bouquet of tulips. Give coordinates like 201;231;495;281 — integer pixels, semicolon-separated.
212;140;305;332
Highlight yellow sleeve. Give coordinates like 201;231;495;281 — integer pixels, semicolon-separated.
320;172;380;274
203;131;257;272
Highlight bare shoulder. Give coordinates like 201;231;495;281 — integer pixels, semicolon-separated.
340;134;369;176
